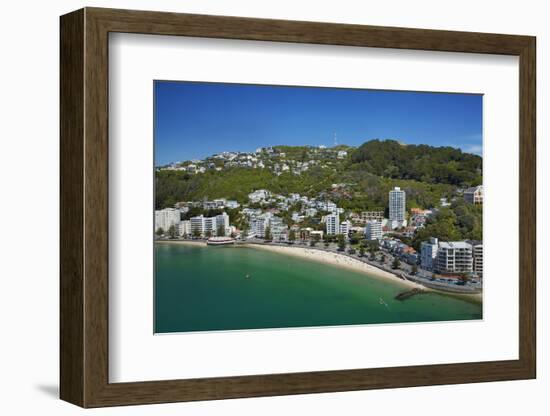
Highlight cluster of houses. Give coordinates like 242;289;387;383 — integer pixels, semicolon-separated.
157;146;347;177
155;184;483;278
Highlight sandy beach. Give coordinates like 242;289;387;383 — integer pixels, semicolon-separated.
155;239;207;247
246;244;423;290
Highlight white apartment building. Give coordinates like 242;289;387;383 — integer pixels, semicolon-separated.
178;220;191;237
470;241;483;277
203;217;216;236
339;220;352;236
215;212;230;236
420;237;439;271
435;241;473;274
325;213;340;235
464;185;483;204
189;212;230;237
365;220;383;240
155;208;181;233
269;216;288;241
250;217;267;238
190;215;205;236
389;187;406;223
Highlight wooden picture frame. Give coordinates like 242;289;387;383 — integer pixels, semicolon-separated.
60;7;536;408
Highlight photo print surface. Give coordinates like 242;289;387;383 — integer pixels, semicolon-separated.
153;81;483;334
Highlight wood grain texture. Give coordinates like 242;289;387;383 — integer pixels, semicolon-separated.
59;8;85;407
59;7;537;408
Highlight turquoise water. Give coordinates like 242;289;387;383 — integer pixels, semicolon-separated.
154;243;482;333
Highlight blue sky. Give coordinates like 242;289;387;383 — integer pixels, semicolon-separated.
154;81;482;166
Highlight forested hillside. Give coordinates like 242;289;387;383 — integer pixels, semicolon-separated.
350;140;482;186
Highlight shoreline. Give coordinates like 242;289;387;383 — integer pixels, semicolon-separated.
156;239;207;247
245;243;423;291
155;240;481;302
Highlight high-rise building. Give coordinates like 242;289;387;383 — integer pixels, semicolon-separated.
389;187;406;223
420;237;439;271
435;241;473;274
155;208;181;233
365;220;383;240
325;213;340;235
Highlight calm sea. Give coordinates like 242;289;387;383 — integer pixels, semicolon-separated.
154;243;482;333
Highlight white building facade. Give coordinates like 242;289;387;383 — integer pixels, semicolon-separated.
178;220;191;237
250;217;267;238
189;213;230;237
470;241;483;277
435;241;473;274
365;220;382;240
339;220;352;236
325;213;340;235
155;208;181;233
420;237;439;271
389;187;406;226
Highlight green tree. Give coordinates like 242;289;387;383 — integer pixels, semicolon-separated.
264;226;272;241
192;228;201;238
349;232;362;245
205;230;212;238
168;225;177;239
392;257;401;270
289;229;296;244
155;227;164;236
337;234;346;251
217;224;225;237
359;246;365;257
411;264;418;275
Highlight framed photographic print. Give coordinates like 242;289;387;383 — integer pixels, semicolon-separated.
60;7;536;408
